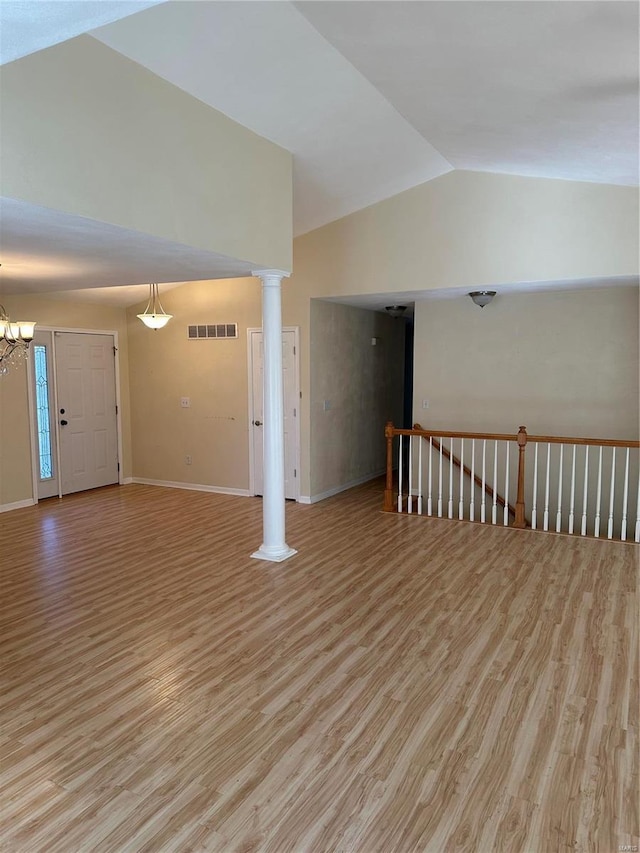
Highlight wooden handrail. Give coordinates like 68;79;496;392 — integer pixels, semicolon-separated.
387;424;640;449
390;427;520;442
413;423;517;519
525;434;640;448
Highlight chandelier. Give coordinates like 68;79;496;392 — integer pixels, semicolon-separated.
137;283;172;329
0;304;36;375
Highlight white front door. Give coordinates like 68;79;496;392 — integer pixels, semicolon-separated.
55;332;119;495
249;328;298;500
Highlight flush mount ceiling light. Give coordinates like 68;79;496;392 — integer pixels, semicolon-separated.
385;305;407;319
0;303;36;375
468;291;496;308
137;283;173;329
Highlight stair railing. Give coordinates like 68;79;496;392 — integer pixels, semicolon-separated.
413;422;518;522
384;422;640;543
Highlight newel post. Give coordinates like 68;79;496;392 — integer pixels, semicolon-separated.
513;425;528;528
384;421;395;512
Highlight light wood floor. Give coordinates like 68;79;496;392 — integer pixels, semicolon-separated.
0;480;637;853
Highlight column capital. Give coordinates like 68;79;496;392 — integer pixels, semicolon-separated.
252;269;291;282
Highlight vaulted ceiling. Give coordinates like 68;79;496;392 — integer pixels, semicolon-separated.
1;1;638;304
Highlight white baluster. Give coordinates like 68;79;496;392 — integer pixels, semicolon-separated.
555;444;564;533
408;435;413;514
438;439;443;517
459;438;465;520
620;447;629;541
594;446;603;538
427;437;433;517
470;439;475;521
397;435;403;513
448;439;454;519
492;440;498;524
635;465;640;543
418;435;423;516
481;440;486;523
531;443;539;530
543;443;551;532
581;446;589;536
503;441;510;526
607;447;616;540
568;445;576;535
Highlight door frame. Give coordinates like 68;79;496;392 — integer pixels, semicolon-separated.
247;326;301;502
26;326;124;504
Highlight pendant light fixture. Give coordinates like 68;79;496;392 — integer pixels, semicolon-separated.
468;291;496;308
137;283;172;329
385;305;408;319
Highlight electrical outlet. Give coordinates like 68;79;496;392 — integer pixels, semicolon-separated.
323;399;331;411
181;397;190;408
185;455;192;465
422;399;429;409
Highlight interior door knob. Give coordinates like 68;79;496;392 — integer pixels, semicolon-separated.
253;420;262;426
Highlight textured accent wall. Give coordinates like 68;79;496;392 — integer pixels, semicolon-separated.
310;300;405;497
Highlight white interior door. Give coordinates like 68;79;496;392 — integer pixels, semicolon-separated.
250;329;298;500
55;332;119;495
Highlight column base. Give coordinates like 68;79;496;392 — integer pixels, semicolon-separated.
250;545;298;563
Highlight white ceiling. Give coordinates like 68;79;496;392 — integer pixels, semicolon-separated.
0;198;256;293
0;0;163;64
92;1;454;238
0;1;638;307
298;1;639;187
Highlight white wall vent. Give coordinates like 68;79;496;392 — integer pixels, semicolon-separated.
187;323;238;340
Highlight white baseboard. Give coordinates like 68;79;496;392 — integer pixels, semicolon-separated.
131;478;251;498
300;469;385;505
0;498;36;514
120;477;133;485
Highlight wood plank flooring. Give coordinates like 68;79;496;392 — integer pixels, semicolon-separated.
0;480;637;852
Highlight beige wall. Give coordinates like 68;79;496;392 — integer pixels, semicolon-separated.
0;295;132;507
293;171;638;299
127;278;262;489
0;358;32;507
310;300;405;497
1;36;292;270
412;286;639;440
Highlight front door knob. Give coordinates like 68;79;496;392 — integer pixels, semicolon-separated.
60;419;68;426
253;420;262;426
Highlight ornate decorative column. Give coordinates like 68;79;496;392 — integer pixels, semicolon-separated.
251;270;297;562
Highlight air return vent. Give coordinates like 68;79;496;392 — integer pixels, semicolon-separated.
187;323;238;340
